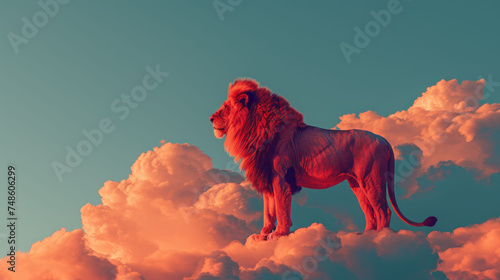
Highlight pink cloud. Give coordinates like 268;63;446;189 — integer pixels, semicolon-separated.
335;79;500;196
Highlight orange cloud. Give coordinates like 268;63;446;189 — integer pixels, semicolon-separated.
185;251;240;280
0;229;141;280
428;217;500;280
194;181;262;222
335;79;500;196
221;223;440;280
81;143;259;278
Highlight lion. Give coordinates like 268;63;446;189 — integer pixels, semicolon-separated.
210;79;437;241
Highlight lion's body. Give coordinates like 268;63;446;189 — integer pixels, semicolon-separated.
293;127;389;189
211;79;436;240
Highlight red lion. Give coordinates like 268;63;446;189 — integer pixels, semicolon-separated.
210;79;437;240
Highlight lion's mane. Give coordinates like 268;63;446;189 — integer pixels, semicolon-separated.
224;79;305;195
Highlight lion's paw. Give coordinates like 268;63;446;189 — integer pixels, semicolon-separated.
267;231;289;241
250;233;267;241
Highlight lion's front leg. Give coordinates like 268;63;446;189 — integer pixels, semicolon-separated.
267;175;292;241
251;192;276;241
261;191;276;235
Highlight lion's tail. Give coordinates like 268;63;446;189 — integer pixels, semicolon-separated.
387;147;437;227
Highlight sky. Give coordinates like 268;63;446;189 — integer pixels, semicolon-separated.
0;1;499;279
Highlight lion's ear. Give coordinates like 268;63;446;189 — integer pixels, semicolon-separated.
237;93;249;107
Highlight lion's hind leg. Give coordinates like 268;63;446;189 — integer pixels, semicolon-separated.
348;178;376;231
362;180;391;230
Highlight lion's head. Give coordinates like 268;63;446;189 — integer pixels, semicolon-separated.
210;79;258;140
211;78;305;194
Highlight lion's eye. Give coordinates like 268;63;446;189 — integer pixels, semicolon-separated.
221;105;230;116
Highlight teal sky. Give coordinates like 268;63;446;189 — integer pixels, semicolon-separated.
1;1;499;253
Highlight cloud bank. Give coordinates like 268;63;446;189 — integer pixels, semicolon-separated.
2;79;499;279
335;79;500;197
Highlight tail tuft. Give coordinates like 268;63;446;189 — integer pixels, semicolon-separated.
423;216;437;227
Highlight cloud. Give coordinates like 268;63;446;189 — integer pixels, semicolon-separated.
428;217;500;280
80;143;259;279
0;143;264;280
0;142;262;280
224;223;347;279
221;223;441;280
334;229;439;280
194;182;262;222
185;251;240;280
0;228;141;280
335;79;500;197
